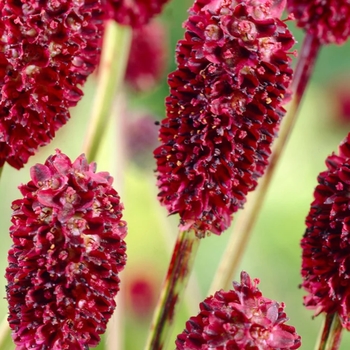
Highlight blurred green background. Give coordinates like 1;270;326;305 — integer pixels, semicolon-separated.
1;1;350;349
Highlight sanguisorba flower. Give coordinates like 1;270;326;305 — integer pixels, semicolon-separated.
125;20;168;92
0;1;103;169
301;132;350;329
105;0;169;28
176;271;301;349
287;0;350;44
6;150;127;349
154;0;295;235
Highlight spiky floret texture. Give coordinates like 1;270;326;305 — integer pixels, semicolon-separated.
301;133;350;329
6;150;127;349
287;0;350;44
154;0;295;235
176;271;301;349
0;1;103;169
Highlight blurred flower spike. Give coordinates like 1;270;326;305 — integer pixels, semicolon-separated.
176;271;301;349
126;20;168;92
6;150;127;349
301;133;350;329
0;0;103;169
105;0;170;28
154;0;295;236
287;0;350;44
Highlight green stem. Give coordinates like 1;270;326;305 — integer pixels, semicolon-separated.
209;33;321;293
144;230;201;350
315;313;343;350
82;21;131;162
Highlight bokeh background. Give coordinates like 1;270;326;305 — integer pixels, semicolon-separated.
1;1;350;349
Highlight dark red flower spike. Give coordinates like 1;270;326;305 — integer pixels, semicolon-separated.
0;1;103;169
154;0;295;236
176;271;301;349
6;150;127;349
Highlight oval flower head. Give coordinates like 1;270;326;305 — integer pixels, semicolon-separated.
287;0;350;44
154;0;295;235
105;0;169;28
6;150;127;349
301;133;350;329
176;271;301;349
0;1;103;169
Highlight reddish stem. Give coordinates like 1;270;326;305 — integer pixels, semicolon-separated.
316;313;343;350
144;229;200;350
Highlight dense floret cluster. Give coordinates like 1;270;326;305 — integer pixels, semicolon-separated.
176;271;301;349
6;150;127;349
0;0;103;169
154;0;295;235
301;133;350;329
287;0;350;44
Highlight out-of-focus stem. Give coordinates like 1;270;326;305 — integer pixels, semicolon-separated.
105;96;127;350
209;33;321;294
82;21;131;162
83;20;131;350
144;229;201;350
0;316;10;349
315;313;343;350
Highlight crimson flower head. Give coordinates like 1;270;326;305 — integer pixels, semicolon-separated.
176;271;301;349
301;132;350;329
126;20;168;92
154;0;295;235
105;0;169;28
0;1;103;169
6;150;127;349
287;0;350;44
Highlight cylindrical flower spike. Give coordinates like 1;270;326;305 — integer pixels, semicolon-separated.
6;150;127;349
105;0;169;28
125;20;168;92
0;1;103;169
176;271;301;349
154;0;295;236
301;133;350;329
287;0;350;44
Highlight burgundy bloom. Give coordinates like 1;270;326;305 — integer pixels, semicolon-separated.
0;1;103;169
329;74;350;125
287;0;350;44
6;150;127;349
176;271;301;349
125;20;168;92
105;0;169;28
154;0;295;235
126;111;160;167
125;265;161;319
301;133;350;329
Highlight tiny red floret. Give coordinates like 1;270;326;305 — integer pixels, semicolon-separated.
301;133;350;329
176;271;301;349
287;0;350;44
6;150;127;349
0;1;103;169
154;0;295;235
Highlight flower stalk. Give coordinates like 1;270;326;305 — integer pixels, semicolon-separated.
209;33;321;293
83;20;131;162
144;229;201;350
316;313;343;350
